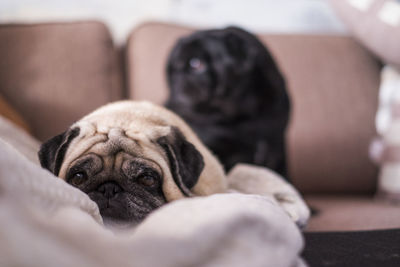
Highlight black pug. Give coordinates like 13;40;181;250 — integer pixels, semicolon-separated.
165;26;290;178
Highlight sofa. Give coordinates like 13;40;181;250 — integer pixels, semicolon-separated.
1;21;399;233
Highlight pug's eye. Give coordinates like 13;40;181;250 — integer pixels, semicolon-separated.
68;171;87;186
137;175;156;187
188;58;206;73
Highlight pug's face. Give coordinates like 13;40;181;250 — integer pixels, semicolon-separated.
38;104;210;226
65;151;166;223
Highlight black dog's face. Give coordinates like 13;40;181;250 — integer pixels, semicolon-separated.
166;27;288;118
65;153;166;224
167;37;219;106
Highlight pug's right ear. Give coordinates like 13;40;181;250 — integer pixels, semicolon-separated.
157;126;204;197
38;127;80;176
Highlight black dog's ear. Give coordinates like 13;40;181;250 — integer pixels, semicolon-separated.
223;27;248;62
225;26;288;106
38;127;80;176
157;126;204;197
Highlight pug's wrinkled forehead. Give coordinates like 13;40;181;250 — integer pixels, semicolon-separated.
58;120;171;178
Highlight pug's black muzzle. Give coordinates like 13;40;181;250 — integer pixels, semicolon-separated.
88;181;130;221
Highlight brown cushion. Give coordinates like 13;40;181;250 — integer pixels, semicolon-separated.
330;0;400;70
126;23;192;103
305;194;400;231
126;22;381;194
0;22;123;141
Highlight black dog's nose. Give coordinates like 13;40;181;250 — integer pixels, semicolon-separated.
97;182;122;198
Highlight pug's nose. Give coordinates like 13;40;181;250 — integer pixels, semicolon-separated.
97;182;122;198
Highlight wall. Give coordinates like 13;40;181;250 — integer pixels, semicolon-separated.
0;0;348;43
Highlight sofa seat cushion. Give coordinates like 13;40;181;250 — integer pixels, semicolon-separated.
305;194;400;231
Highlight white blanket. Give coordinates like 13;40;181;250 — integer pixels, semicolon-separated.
0;138;306;267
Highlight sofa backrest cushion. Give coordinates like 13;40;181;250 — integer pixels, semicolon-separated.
126;22;381;194
0;21;123;141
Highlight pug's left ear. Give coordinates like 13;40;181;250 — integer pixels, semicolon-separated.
157;126;204;197
38;127;80;176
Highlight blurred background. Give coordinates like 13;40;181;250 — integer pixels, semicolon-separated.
0;0;348;43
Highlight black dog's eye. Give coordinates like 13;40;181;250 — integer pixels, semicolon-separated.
137;175;157;187
68;171;88;186
188;58;206;73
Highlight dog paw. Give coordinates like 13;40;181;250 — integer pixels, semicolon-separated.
273;192;310;228
227;163;311;228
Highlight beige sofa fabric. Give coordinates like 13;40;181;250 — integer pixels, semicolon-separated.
126;22;381;194
0;22;124;141
305;195;400;231
126;23;192;103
